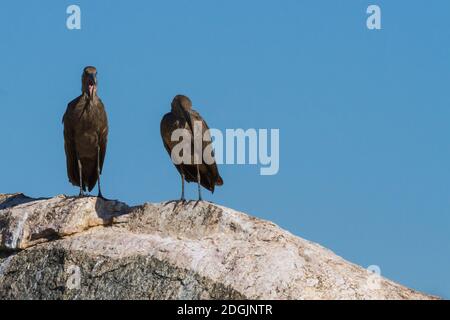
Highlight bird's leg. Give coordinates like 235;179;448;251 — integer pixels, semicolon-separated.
180;173;186;202
197;165;202;201
165;173;186;209
77;158;84;197
194;164;202;207
97;145;104;199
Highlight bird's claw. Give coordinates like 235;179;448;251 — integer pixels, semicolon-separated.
193;199;202;208
164;199;187;210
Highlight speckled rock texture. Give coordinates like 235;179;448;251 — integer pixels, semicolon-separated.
0;193;437;300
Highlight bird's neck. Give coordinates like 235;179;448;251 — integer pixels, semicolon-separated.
82;92;98;101
172;105;190;117
81;93;98;112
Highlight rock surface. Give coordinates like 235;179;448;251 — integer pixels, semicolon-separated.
0;193;437;300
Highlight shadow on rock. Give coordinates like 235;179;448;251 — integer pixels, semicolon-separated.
0;193;49;210
94;196;131;225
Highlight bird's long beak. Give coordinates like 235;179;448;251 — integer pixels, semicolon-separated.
87;74;97;98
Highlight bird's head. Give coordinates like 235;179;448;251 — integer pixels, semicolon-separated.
82;66;98;99
171;95;192;112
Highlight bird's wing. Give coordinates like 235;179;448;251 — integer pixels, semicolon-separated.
97;100;108;174
160;112;177;155
63;101;80;187
161;112;199;181
188;109;209;144
188;109;224;190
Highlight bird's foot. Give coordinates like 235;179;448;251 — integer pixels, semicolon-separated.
193;199;203;208
164;198;186;204
164;198;187;210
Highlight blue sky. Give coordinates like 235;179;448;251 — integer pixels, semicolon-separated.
0;0;449;298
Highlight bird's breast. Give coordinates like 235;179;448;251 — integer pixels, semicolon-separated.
75;132;99;158
174;119;190;131
71;104;104;158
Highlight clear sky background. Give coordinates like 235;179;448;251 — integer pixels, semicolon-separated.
0;0;449;298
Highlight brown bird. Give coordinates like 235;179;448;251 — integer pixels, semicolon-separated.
62;66;109;198
161;95;223;202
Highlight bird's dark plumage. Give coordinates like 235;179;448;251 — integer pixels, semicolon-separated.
161;95;223;199
63;66;108;195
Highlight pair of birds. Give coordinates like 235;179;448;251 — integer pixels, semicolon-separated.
63;66;223;202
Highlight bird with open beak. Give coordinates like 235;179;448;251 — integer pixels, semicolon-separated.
62;66;109;198
81;66;97;99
